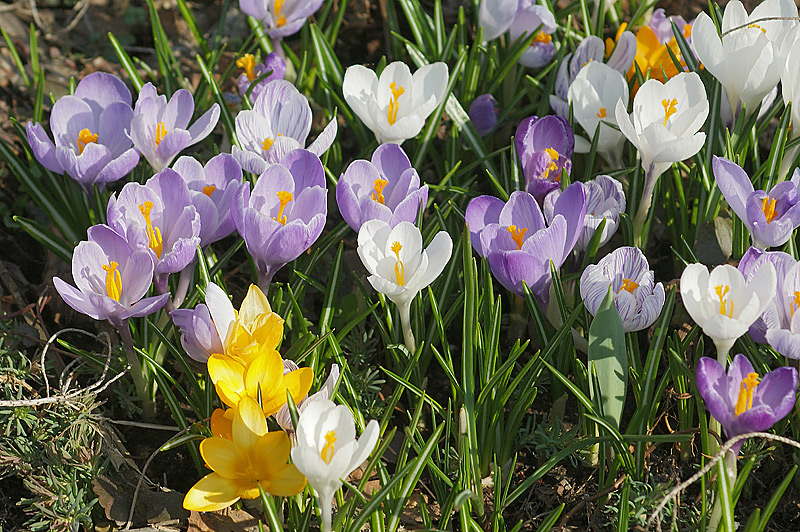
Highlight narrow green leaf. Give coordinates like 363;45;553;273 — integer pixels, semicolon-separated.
588;286;628;430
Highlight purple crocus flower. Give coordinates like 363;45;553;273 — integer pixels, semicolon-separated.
336;144;428;232
172;154;243;247
649;8;691;45
508;2;557;69
544;174;625;253
696;354;797;454
53;224;169;326
580;246;665;332
549;34;637;118
236;52;286;101
106;169;201;299
170;303;224;363
233;80;337;175
468;94;503;136
26;72;139;192
465;184;586;307
515;115;574;203
714;156;800;249
232;149;327;291
130;83;220;172
239;0;324;38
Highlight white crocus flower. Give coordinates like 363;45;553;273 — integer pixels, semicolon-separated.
680;262;776;363
692;0;798;122
615;71;708;242
357;220;453;353
779;25;800;180
342;61;449;145
568;61;629;168
291;399;379;532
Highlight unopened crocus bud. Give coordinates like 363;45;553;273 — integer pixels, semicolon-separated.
469;94;502;136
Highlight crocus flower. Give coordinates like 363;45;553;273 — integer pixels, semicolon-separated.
106;169;201;300
648;8;691;45
627;20;691;83
172;154;243;247
233;80;337;175
239;0;324;38
567;62;629;167
291;399;379;532
696;354;797;454
550;33;636;118
131;83;220;172
738;247;800;359
357;220;453;352
236;52;286;101
465;184;587;308
680;262;776;360
275;363;339;432
232;149;327;291
479;0;557;68
515;115;574;203
715;156;800;249
692;0;798;120
469;94;502;136
183;396;307;511
170;302;223;363
580;246;665;332
615;71;708;238
26;72;139;192
780;25;800;179
53;224;169;327
342;61;449;145
336;143;428;232
544;174;625;253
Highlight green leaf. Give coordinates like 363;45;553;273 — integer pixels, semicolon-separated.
588;286;628;430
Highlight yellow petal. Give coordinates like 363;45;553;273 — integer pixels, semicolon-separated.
262;464;307;497
200;436;248;479
233;395;267;456
251;431;292;475
183;472;242;512
239;284;273;325
210;408;233;440
208;354;245;392
283;367;314;408
250;313;284;350
244;348;284;401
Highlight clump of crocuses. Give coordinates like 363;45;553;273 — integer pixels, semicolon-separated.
26;72;139;193
336;144;428;232
515;115;574;203
236;52;286;101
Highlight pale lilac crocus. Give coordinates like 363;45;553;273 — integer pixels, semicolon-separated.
696;354;797;454
580;246;665;332
236;52;286;101
53;224;169;326
233;80;337;174
515;115;574;203
131;83;220;172
649;8;691;45
336;143;428;232
714;156;800;249
469;94;502;136
232;149;327;292
170;303;224;363
544;174;625;253
239;0;324;38
26;72;139;192
479;0;557;68
549;33;637;119
275;363;339;432
465;184;587;308
106;169;201;304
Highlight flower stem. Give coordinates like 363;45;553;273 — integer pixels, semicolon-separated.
171;262;196;309
257;267;276;296
633;166;657;247
319;492;333;532
118;319;156;420
398;301;416;355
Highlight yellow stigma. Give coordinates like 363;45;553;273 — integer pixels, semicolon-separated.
262;137;274;152
391;241;405;286
387;82;405;126
76;128;98;155
139;201;163;258
734;372;760;416
155;122;167;146
506;225;527;250
762;196;778;224
597;107;607;118
371;178;388;204
791;291;800;317
273;190;293;225
236;54;257;81
715;284;733;318
747;23;767;34
274;0;287;27
102;261;122;302
532;31;552;44
321;430;336;464
619;278;639;294
541;148;561;182
662;98;678;126
202;185;216;197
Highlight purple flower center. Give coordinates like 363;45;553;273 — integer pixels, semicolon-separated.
139;201;164;258
762;196;778;223
274;0;287;27
734;372;760;416
506;225;527;250
619;278;639;293
274;191;293;225
155;122;167;146
371;179;388;204
203;185;216;197
542;148;560;182
77;128;98;154
237;54;257;81
102;261;122;302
